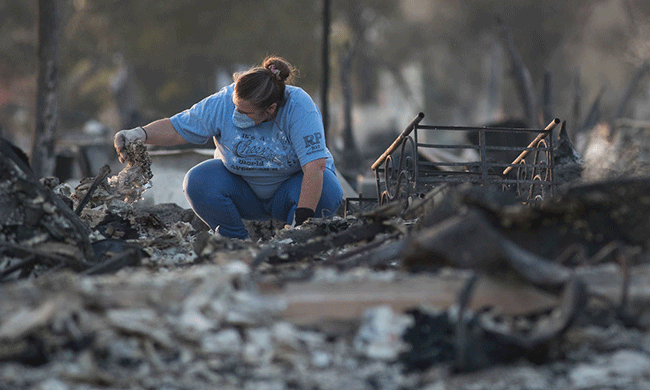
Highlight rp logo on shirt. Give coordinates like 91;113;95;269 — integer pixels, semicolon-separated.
303;133;322;148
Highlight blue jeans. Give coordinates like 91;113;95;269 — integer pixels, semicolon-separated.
183;159;343;239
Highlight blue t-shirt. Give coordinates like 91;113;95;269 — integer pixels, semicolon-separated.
170;84;336;199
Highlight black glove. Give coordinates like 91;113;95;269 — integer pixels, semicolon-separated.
294;207;315;226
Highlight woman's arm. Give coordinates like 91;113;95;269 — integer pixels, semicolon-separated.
297;158;327;212
142;118;187;146
114;118;188;163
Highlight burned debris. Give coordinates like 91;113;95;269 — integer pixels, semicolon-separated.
1;137;187;281
1;137;95;278
2;113;650;389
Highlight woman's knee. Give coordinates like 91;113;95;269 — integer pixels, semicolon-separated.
183;159;227;202
183;166;200;197
184;164;205;201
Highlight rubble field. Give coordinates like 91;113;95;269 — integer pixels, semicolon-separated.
2;129;650;390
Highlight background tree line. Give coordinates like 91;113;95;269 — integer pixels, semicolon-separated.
2;0;650;178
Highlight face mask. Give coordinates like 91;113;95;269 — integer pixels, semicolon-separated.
232;110;255;128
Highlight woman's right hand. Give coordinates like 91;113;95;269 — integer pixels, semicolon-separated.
114;126;147;163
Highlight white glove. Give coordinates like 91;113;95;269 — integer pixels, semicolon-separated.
114;126;147;163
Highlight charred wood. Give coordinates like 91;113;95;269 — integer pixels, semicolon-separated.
84;248;143;276
401;209;573;289
254;220;392;266
74;164;111;215
1;138;94;265
323;233;404;271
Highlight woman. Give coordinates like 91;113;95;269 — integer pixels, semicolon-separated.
114;56;343;239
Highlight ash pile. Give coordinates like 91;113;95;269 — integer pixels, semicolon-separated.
2;127;650;390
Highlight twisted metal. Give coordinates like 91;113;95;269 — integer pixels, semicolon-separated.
378;136;418;205
515;138;553;201
373;115;559;207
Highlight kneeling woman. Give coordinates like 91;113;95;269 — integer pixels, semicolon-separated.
114;56;343;239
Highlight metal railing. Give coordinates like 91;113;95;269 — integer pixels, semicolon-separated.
372;113;560;206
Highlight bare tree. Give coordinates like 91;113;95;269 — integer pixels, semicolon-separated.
338;40;364;178
31;0;59;178
321;0;331;137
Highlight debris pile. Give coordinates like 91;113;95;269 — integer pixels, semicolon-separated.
0;138;95;280
2;129;650;389
1;137;195;281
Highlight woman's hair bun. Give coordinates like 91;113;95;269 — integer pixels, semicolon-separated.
262;56;294;84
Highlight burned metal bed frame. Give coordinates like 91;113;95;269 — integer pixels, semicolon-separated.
369;113;560;207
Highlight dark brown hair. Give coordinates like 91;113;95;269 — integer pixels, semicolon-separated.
233;56;296;110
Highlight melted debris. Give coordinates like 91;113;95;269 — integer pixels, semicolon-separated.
107;140;153;204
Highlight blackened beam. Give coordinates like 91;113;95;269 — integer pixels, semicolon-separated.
254;221;391;266
74;164;111;215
